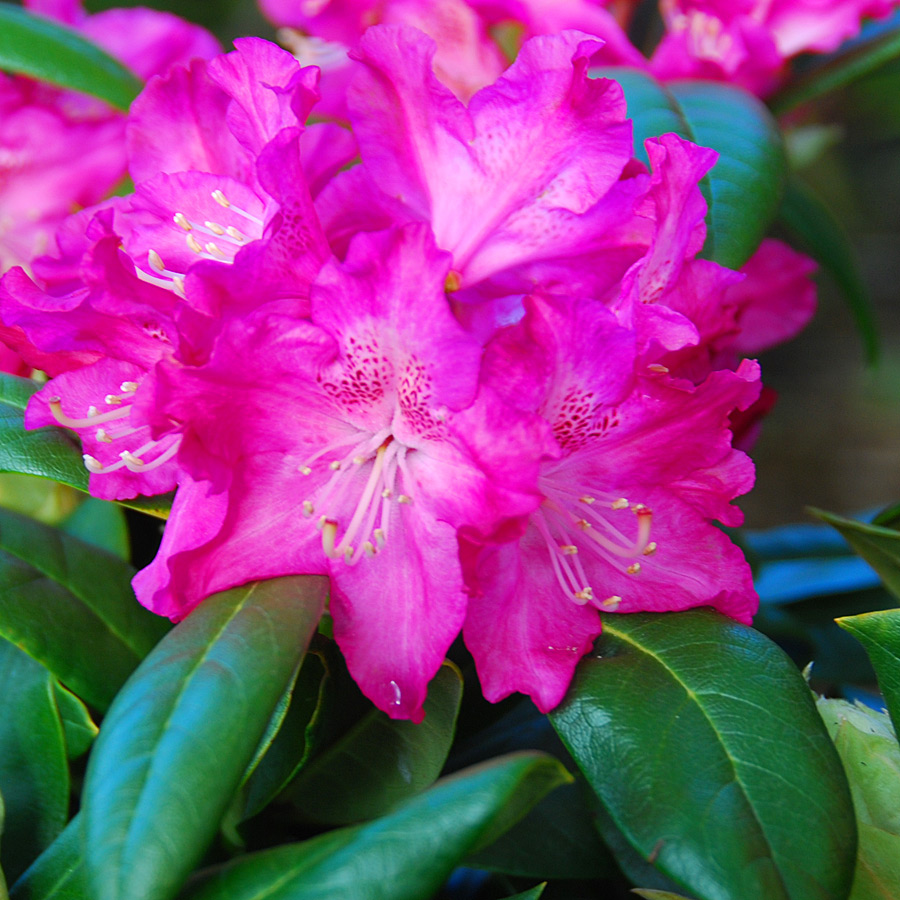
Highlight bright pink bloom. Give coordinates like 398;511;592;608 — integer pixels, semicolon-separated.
464;293;760;711
652;0;900;95
133;224;549;721
0;0;218;275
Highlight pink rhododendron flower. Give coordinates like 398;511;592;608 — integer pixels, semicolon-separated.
652;0;900;95
0;0;219;275
464;294;760;711
132;224;550;721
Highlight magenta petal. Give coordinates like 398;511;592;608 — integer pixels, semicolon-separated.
330;503;468;721
464;532;602;712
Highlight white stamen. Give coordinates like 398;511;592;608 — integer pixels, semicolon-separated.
187;234;204;255
104;394;122;406
602;595;622;611
226;226;246;241
148;250;165;272
120;381;139;393
302;500;315;516
49;400;130;429
204;221;226;235
174;212;192;231
611;498;629;510
299;465;312;475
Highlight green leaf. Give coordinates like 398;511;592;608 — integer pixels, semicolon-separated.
52;683;97;760
0;4;141;110
668;81;786;270
0;790;7;900
770;19;900;115
283;661;463;824
183;753;570;900
504;887;546;900
82;576;327;900
812;509;900;598
0;374;171;519
60;499;129;560
550;609;856;900
0;639;68;884
818;700;900;900
0;507;169;710
837;610;900;738
593;69;785;269
779;180;878;364
10;815;87;900
632;892;696;900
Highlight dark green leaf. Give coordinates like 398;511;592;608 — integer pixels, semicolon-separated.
284;661;462;824
0;507;168;710
183;753;570;900
668;81;786;269
52;683;97;760
10;815;87;900
873;503;900;530
780;180;878;363
0;640;68;884
632;892;696;900
0;4;141;110
837;610;900;737
771;18;900;115
82;576;327;900
60;499;129;560
812;509;900;599
504;887;546;900
551;609;856;900
592;70;785;269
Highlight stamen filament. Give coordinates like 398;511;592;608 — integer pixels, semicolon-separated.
50;400;130;429
337;443;389;557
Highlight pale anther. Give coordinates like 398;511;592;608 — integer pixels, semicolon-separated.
364;541;377;558
343;546;354;562
87;406;99;417
632;503;649;514
148;249;165;272
643;542;658;556
602;595;622;610
104;394;122;405
329;460;342;471
120;382;139;393
316;515;327;530
373;528;385;548
577;518;591;530
211;189;230;208
574;587;594;604
96;429;112;443
397;494;412;504
173;276;186;298
187;234;204;254
173;212;192;231
298;464;312;475
120;450;144;466
381;488;392;499
226;226;245;241
579;496;596;505
648;364;669;374
626;562;641;575
611;498;629;510
353;455;367;464
559;544;578;555
302;500;314;516
83;454;102;472
204;242;226;258
204;221;226;235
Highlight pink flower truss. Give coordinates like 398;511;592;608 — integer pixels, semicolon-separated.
0;0;219;274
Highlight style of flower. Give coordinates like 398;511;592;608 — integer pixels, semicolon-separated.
0;0;219;275
463;293;760;712
131;224;551;721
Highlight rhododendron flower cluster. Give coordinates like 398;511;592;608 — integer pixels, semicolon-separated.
0;23;818;721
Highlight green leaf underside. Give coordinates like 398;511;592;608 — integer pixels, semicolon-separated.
837;610;900;738
9;814;85;900
0;640;68;885
183;753;570;900
592;68;786;269
551;609;856;900
82;576;327;900
0;5;141;110
53;683;98;759
284;662;463;825
0;507;168;710
771;21;900;115
0;374;171;519
780;181;879;363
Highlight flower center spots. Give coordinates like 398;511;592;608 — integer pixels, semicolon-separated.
134;188;264;298
399;356;445;440
318;334;392;408
535;479;656;608
297;429;417;565
48;381;181;475
549;386;620;453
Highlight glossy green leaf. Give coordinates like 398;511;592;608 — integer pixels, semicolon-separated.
780;180;878;363
10;815;87;900
594;69;785;269
60;499;129;560
52;683;97;759
837;610;900;737
183;753;570;900
771;18;900;115
668;81;785;269
82;576;327;900
818;700;900;900
0;4;141;110
458;702;611;880
551;609;856;900
0;640;68;884
0;374;171;519
284;661;463;824
0;506;168;710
